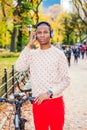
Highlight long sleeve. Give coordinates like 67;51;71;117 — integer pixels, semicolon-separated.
15;45;70;98
15;46;32;72
51;51;70;97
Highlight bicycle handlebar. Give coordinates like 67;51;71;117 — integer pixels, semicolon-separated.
0;97;14;104
0;94;35;105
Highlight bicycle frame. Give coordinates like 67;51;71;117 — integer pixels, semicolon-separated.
14;100;26;130
0;94;35;130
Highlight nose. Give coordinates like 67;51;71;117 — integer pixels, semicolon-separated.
40;32;44;37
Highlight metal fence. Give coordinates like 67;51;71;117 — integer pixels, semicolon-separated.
0;65;29;98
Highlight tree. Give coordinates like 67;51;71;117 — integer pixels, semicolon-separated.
0;0;43;51
0;0;14;48
73;0;87;26
73;0;87;42
10;0;34;52
56;12;75;45
10;0;43;52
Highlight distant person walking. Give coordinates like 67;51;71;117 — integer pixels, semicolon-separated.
73;46;79;64
81;45;86;59
85;44;87;57
77;46;81;58
65;45;71;67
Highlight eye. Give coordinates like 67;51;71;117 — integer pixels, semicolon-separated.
44;31;49;34
37;31;42;35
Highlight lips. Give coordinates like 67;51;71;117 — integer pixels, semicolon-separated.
39;39;45;41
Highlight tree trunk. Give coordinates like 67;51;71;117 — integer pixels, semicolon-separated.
10;0;21;52
67;34;70;45
10;26;18;52
17;26;22;52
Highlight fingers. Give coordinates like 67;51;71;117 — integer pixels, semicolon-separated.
27;31;37;47
35;95;43;105
34;93;50;105
30;31;36;41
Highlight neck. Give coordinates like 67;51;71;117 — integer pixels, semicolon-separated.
40;42;51;50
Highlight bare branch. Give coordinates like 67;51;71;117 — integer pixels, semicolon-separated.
73;0;87;25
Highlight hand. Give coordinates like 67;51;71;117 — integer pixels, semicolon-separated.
27;31;36;48
34;92;50;105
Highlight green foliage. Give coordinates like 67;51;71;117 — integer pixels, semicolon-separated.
20;1;33;13
0;0;42;51
22;34;29;46
62;34;75;45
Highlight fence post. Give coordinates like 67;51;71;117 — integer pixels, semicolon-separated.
4;68;7;98
12;65;14;93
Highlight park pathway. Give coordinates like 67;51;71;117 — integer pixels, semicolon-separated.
64;56;87;130
1;56;87;130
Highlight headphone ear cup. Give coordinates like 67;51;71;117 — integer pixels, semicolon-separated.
50;30;54;38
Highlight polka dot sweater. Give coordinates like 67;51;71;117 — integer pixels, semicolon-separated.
16;45;70;98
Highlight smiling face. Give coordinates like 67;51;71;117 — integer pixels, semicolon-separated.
36;24;51;46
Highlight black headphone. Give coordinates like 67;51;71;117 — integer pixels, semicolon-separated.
35;21;53;38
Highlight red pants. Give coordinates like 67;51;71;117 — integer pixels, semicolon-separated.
32;96;65;130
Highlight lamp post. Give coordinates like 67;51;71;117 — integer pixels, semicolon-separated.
27;25;32;36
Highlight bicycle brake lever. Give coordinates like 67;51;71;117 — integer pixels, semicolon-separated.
0;97;6;102
10;93;26;100
28;97;35;103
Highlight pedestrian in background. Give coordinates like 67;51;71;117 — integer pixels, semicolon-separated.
73;45;79;64
85;44;87;57
81;45;86;59
65;45;71;67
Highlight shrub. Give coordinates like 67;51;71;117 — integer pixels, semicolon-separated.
0;49;20;58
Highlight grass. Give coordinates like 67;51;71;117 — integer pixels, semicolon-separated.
0;57;19;97
0;57;18;75
0;57;18;86
0;48;20;86
0;49;20;96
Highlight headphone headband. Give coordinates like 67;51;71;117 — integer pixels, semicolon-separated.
35;21;53;38
35;21;51;30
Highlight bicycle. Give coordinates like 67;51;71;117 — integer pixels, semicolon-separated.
0;93;35;130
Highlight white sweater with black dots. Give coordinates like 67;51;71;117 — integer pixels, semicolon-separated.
16;45;70;98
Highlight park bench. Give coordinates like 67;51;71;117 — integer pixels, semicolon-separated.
0;65;32;98
16;70;32;93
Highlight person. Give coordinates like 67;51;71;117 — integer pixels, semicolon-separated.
73;45;79;64
65;45;71;67
16;21;70;130
81;45;86;59
85;44;87;57
77;45;81;58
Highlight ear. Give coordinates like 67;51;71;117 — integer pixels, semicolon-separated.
50;29;54;38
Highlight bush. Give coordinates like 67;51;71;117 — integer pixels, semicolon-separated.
0;48;7;53
0;49;20;58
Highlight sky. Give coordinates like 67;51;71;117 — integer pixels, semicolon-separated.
43;0;60;8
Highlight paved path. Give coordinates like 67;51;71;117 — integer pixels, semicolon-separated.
1;56;87;130
64;56;87;130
